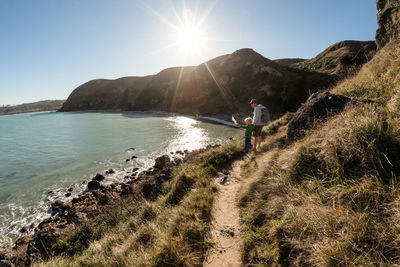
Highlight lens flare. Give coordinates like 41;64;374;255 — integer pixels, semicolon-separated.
177;25;203;52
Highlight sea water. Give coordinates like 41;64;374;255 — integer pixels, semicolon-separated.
0;111;241;244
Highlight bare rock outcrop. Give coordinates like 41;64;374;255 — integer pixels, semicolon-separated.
376;0;400;48
287;91;351;140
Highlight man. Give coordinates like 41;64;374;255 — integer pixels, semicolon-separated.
250;99;270;151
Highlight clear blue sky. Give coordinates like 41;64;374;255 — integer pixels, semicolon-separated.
0;0;377;106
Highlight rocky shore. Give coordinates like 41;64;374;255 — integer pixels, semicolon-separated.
0;147;219;267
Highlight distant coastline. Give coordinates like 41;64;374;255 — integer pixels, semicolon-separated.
0;100;65;116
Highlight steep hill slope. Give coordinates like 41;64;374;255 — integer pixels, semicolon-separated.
29;38;400;265
61;49;328;117
273;58;307;67
61;41;375;118
290;40;376;77
239;38;400;266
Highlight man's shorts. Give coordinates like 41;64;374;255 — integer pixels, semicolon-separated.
253;125;264;137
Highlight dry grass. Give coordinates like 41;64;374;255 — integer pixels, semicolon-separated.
36;141;243;267
333;41;400;103
36;40;400;267
239;40;400;266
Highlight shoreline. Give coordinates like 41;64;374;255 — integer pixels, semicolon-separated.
0;141;229;266
0;110;59;117
57;109;240;127
0;111;240;246
0;144;219;245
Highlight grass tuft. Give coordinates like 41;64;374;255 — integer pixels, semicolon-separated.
38;140;243;266
239;40;400;266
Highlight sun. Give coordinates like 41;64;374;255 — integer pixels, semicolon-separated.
173;8;206;54
143;3;215;58
177;25;203;52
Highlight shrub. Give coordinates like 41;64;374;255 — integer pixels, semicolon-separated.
53;224;103;256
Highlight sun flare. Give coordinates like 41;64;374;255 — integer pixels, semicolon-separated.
143;3;216;59
177;25;203;52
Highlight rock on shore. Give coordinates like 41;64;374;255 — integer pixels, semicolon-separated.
0;152;195;266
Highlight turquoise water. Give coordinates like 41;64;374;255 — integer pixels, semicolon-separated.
0;111;241;244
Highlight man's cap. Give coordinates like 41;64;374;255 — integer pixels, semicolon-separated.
249;99;257;104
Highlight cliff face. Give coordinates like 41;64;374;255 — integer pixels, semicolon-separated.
376;0;400;48
61;41;376;117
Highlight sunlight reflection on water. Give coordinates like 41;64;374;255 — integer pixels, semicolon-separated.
0;112;241;245
167;116;209;151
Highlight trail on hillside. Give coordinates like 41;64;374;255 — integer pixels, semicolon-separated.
203;159;244;267
203;145;280;267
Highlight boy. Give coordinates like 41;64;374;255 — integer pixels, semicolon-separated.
235;117;255;151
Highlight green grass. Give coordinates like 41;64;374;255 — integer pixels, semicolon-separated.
239;40;400;266
37;38;400;267
263;112;295;136
38;140;243;266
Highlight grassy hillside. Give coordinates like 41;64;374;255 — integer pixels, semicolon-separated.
35;41;400;267
239;40;400;266
36;142;243;266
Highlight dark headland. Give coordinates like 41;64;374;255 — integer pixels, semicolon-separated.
60;40;375;121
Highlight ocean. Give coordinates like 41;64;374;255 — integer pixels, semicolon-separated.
0;111;241;244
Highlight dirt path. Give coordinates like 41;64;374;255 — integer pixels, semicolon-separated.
203;128;285;266
203;146;280;267
203;159;244;267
